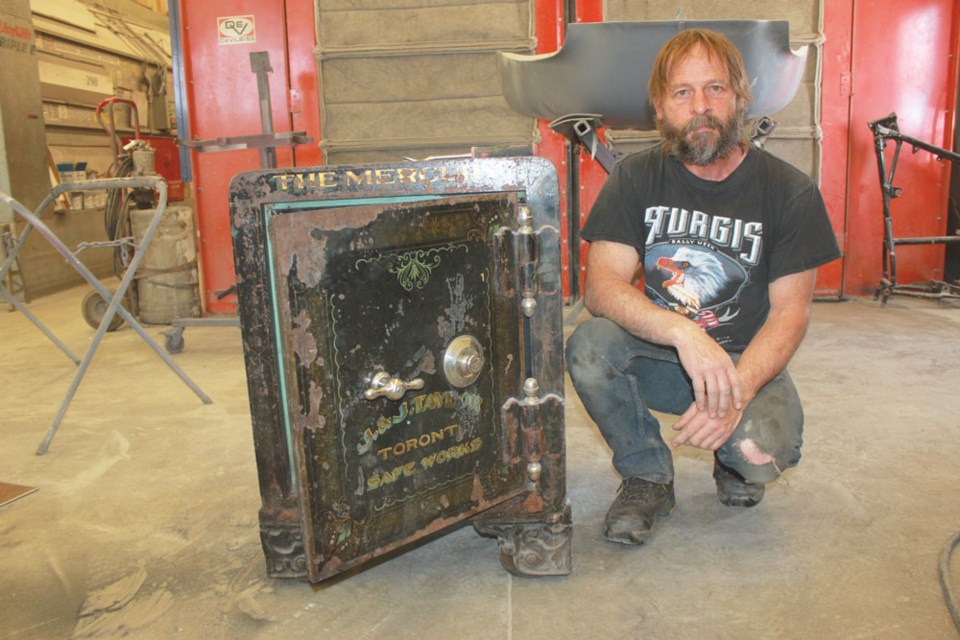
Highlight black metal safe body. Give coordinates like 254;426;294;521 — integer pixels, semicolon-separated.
229;157;570;583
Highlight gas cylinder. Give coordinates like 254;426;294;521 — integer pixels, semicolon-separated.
130;205;201;325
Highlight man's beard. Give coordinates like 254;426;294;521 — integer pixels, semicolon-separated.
659;108;745;166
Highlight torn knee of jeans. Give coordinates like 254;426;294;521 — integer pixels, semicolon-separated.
738;438;774;466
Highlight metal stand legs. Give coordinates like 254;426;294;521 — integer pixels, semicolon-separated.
868;113;960;305
0;177;212;455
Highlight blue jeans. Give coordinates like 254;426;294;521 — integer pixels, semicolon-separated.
566;317;804;485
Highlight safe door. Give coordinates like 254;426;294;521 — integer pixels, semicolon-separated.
230;158;570;583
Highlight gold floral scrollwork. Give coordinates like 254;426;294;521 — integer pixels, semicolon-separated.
389;250;442;291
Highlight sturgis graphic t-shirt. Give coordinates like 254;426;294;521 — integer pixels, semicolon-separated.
581;145;841;352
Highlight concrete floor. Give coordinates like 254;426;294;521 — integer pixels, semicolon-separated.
2;283;960;639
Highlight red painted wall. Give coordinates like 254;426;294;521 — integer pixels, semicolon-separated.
815;2;854;296
177;0;319;313
824;0;960;295
822;0;960;295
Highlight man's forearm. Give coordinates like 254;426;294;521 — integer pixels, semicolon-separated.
737;310;809;400
735;271;817;402
584;275;700;350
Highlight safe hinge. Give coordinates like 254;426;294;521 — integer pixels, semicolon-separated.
516;205;540;318
520;377;545;485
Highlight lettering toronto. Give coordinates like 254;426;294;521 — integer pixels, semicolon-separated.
357;390;482;455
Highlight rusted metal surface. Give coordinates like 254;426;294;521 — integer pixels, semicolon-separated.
230;157;570;582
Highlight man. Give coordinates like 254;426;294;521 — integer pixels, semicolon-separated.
565;29;841;545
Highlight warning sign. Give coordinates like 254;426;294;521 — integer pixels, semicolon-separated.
218;15;255;45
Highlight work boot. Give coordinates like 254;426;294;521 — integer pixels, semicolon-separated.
713;457;765;507
603;477;675;545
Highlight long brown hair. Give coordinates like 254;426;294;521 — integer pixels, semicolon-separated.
648;29;753;108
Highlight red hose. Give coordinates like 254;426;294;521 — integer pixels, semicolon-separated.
96;97;143;161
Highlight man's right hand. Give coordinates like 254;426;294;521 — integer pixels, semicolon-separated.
673;324;743;419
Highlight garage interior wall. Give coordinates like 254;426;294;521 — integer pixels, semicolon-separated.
0;0;50;303
831;0;960;295
5;0;174;300
6;0;959;304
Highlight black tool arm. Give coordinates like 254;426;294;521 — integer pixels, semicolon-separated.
548;114;622;174
869;113;960;164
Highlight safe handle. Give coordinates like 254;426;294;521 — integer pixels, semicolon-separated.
363;371;425;401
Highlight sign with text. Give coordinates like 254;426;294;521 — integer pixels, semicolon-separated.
217;15;255;45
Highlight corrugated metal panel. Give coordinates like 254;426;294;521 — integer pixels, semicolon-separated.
316;0;538;164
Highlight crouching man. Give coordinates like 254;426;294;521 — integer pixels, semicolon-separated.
565;29;841;545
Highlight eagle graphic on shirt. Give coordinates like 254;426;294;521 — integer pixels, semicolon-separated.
656;246;726;314
644;244;747;326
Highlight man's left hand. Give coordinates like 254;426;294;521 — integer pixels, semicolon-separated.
671;401;744;451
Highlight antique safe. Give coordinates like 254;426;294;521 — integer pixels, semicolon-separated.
229;157;571;582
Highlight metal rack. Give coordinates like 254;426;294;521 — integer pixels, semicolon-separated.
869;113;960;305
0;176;211;455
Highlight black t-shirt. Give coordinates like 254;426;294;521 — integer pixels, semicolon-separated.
582;145;842;351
